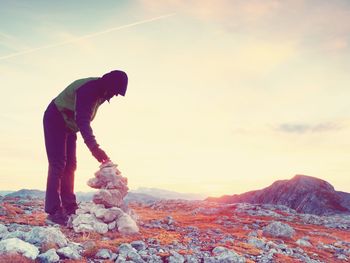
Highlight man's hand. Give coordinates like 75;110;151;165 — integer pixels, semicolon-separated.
91;146;109;163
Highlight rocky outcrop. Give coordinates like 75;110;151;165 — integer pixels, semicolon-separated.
207;174;350;215
71;162;139;234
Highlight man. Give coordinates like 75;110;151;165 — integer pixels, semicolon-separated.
43;70;128;225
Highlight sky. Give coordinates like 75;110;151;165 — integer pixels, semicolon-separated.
1;0;350;197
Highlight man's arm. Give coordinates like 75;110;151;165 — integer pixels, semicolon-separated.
76;80;109;162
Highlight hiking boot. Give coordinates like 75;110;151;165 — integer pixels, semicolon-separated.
63;204;79;216
46;210;68;226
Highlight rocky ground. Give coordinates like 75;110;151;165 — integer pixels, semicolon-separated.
0;196;350;262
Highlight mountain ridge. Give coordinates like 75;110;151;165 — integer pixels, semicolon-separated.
206;174;350;215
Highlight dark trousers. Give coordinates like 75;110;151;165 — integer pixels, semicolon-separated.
43;101;77;214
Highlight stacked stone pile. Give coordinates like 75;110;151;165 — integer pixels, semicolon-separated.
70;162;139;235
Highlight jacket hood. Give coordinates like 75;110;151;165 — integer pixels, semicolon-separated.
101;70;128;98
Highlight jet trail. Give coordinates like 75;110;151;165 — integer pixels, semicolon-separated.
0;13;175;61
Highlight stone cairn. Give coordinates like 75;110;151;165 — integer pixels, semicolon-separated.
69;162;139;235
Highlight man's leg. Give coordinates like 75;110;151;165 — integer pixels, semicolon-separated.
43;101;67;215
61;132;78;214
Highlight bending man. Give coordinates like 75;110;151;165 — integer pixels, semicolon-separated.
43;70;128;225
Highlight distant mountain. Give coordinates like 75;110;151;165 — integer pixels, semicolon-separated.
76;191;161;204
76;191;95;202
124;192;161;204
2;187;202;204
206;174;350;216
131;187;207;200
5;189;45;199
0;191;14;196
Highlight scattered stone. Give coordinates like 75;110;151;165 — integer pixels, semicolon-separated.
82;240;96;250
108;220;117;230
127;250;145;262
131;240;147;251
168;250;185;263
0;224;8;239
95;248;112;259
296;238;312;247
248;237;266;249
57;246;81;260
263;221;295;238
25;226;68;248
37;248;60;263
206;246;246;263
117;243;137;256
0;237;39;260
1;230;28;240
117;213;139;234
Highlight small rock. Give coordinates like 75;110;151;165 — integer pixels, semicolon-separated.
131;240;147;251
82;240;96;250
0;237;39;260
0;224;8;239
57;246;81;260
117;213;139;234
168;250;185;263
263;221;295;238
184;254;200;263
118;243;137;256
211;246;246;263
95;248;112;259
296;238;312;247
248;237;266;249
37;248;60;263
127;250;145;262
108;220;117;230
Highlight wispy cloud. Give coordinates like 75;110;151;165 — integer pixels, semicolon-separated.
0;31;31;53
276;122;343;134
0;13;175;61
139;0;350;53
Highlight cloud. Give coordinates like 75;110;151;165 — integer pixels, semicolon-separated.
139;0;350;53
276;122;343;134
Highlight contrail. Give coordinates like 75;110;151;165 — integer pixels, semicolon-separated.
0;13;175;61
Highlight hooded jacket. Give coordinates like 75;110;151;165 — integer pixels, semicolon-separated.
53;70;127;151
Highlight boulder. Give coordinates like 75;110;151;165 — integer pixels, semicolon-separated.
25;226;68;248
117;213;139;234
0;237;39;260
263;221;295;238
